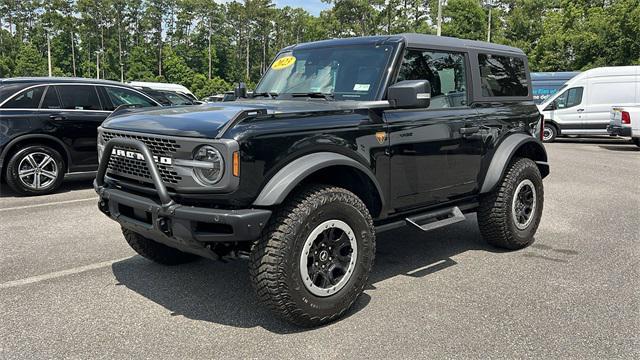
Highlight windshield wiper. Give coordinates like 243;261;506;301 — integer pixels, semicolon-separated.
252;92;279;99
290;92;335;100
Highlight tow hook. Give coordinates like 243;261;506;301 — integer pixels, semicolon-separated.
98;199;110;215
157;217;172;236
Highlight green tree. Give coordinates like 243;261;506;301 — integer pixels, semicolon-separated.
14;43;47;76
442;0;487;41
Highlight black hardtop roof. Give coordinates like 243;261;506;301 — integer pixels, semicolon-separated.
0;77;132;87
283;33;525;56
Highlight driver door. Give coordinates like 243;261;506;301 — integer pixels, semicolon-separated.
545;87;584;131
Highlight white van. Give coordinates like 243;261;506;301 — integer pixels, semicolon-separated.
538;66;640;142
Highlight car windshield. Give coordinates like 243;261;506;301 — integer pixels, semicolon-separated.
254;45;395;101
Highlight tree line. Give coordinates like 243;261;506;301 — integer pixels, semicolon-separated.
1;0;638;99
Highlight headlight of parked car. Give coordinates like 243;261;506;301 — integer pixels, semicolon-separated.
192;145;224;185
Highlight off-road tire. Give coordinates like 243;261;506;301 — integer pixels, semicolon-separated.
5;145;65;196
122;228;198;265
249;185;376;327
542;123;558;143
478;157;544;250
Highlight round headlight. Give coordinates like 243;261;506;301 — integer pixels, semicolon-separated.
193;145;224;185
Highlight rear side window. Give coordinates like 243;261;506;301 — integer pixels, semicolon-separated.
56;85;102;110
40;86;62;109
1;86;45;109
103;87;156;111
478;54;528;97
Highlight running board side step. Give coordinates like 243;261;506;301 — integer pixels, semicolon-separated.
376;205;469;233
405;206;465;232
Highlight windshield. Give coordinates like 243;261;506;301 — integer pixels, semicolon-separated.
254;45;395;101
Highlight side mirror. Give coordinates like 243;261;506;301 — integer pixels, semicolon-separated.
234;82;247;99
544;101;557;111
388;80;431;108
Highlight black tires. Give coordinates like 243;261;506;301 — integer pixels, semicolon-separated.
249;185;375;327
633;138;640;147
5;145;65;196
542;123;558;143
478;158;544;250
122;229;199;265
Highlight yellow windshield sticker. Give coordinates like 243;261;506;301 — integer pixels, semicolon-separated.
271;56;296;70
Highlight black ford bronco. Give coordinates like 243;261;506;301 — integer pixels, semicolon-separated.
95;34;549;326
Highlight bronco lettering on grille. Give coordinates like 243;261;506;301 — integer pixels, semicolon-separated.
111;148;173;165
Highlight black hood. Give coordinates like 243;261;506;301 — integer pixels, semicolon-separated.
101;100;360;138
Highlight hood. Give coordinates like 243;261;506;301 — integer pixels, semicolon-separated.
102;100;356;138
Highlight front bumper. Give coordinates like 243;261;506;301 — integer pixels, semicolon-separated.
607;124;631;137
95;137;271;257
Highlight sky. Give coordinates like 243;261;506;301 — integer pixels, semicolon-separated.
217;1;331;16
273;0;331;15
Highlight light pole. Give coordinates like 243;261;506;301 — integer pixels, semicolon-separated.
95;50;103;79
486;0;494;43
436;0;443;36
44;26;52;77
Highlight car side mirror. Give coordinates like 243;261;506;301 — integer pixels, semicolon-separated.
388;80;431;108
234;82;247;99
544;101;557;111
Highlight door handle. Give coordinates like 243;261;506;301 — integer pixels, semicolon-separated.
577;108;584;112
49;115;66;121
460;126;480;135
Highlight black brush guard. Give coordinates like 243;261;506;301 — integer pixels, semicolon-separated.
94;138;271;257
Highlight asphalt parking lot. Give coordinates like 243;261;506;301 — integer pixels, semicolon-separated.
0;138;638;359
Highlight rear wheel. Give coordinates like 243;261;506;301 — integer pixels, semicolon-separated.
122;229;198;265
633;138;640;147
478;158;544;250
5;145;65;196
542;123;558;142
249;185;375;327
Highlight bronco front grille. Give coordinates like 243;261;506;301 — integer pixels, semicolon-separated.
102;131;183;185
101;131;181;156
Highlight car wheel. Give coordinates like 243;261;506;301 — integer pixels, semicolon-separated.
478;157;544;250
249;185;376;327
633;138;640;147
5;145;65;196
542;124;557;142
122;229;199;265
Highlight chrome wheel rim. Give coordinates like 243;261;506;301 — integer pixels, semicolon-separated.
299;219;358;297
543;126;554;141
512;179;537;230
17;152;58;190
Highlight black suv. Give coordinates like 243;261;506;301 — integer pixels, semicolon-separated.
94;34;549;326
0;78;159;195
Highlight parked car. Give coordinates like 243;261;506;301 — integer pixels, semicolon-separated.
128;81;198;102
95;34;548;326
607;106;640;147
538;66;640;142
0;77;160;195
531;71;580;104
141;88;198;106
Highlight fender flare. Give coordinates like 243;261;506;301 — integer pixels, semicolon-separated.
252;152;385;210
480;134;549;194
0;134;72;171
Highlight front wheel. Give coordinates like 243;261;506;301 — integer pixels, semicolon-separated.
249;185;375;327
542;124;557;143
478;158;544;250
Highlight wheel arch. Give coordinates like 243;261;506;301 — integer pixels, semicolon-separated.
252;152;386;219
544;119;561;135
0;134;71;177
480;134;549;194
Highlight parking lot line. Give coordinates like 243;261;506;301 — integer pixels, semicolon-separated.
0;257;130;289
0;197;97;212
